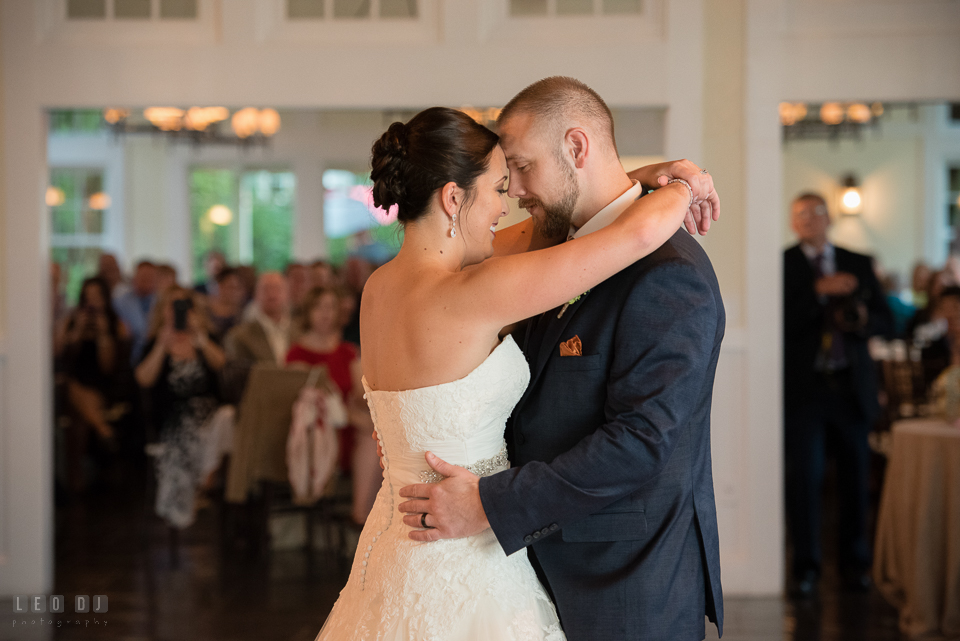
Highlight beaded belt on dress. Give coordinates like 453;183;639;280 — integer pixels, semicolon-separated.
419;445;510;483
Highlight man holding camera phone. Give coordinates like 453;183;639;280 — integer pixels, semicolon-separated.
783;192;893;598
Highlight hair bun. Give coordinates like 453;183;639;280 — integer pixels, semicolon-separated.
370;121;408;211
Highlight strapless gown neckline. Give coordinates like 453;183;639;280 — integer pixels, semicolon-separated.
361;334;517;397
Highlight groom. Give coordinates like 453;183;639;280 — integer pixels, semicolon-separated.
398;77;725;641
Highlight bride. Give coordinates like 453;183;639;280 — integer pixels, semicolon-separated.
315;106;694;640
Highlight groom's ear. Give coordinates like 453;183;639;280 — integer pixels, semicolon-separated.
566;128;589;169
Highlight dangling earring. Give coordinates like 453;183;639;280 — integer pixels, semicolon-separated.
450;214;457;238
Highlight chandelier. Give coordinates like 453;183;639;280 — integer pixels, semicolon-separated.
103;106;281;145
781;102;885;142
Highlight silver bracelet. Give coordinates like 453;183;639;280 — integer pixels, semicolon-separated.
667;178;694;208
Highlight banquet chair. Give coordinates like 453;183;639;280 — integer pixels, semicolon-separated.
225;363;347;560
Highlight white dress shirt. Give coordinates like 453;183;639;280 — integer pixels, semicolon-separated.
800;241;836;276
568;180;644;241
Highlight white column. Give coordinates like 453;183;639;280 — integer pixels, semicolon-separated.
740;0;785;595
0;1;54;595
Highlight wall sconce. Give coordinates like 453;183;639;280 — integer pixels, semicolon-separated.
207;204;233;226
839;174;862;216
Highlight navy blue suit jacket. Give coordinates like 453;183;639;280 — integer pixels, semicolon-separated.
479;229;725;641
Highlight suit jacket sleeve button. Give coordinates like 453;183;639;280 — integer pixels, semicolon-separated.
523;535;533;543
532;531;541;539
550;523;559;531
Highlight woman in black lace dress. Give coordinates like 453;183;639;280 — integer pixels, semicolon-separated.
136;286;225;528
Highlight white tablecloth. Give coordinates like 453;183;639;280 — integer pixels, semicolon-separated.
874;418;960;640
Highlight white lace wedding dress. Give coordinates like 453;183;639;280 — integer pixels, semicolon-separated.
315;335;565;641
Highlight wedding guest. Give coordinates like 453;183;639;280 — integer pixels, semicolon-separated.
97;253;130;300
340;256;373;345
919;287;960;390
56;277;130;493
222;271;291;402
911;262;933;309
908;268;953;340
783;192;893;598
156;263;178;297
310;260;336;289
114;260;158;365
135;286;225;529
286;287;379;525
235;264;257;307
337;286;359;347
50;262;68;341
194;250;226;297
286;263;312;310
285;262;313;339
881;273;915;339
207;268;246;342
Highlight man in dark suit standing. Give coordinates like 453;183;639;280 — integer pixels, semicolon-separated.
783;192;893;597
397;77;724;641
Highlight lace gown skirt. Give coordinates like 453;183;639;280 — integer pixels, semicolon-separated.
315;335;564;641
315;485;564;641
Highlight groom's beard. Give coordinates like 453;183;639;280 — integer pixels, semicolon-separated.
520;158;580;239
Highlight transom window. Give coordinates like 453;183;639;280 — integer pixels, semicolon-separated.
49;168;111;303
287;0;418;19
66;0;198;20
509;0;641;17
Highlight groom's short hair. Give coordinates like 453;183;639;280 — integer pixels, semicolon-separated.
498;76;617;155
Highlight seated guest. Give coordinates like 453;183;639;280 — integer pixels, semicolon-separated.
881;273;915;339
285;262;313;339
235;264;257;308
114;260;158;365
286;287;379;525
911;262;933;309
97;252;130;300
135;286;225;529
920;287;960;390
340;256;373;346
194;250;225;297
156;263;178;297
908;268;953;340
207;267;246;342
222;271;291;402
310;260;336;290
55;277;130;493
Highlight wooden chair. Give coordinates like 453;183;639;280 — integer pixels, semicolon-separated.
225;363;348;560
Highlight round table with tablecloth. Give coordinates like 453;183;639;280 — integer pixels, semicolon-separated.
874;418;960;640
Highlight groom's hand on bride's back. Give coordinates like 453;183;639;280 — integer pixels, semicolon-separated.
627;159;720;236
397;452;490;542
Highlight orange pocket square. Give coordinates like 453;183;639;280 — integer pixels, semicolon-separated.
559;336;582;357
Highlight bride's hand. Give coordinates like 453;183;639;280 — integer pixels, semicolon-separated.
627;159;720;235
397;452;490;542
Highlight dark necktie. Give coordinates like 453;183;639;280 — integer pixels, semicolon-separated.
813;252;849;371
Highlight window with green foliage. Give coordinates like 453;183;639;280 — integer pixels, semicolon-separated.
190;168;295;283
49;167;110;304
49;110;104;134
322;169;401;266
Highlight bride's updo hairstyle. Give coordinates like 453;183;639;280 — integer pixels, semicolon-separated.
371;107;499;225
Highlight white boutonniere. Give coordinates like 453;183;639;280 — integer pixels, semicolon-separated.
558;289;591;319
